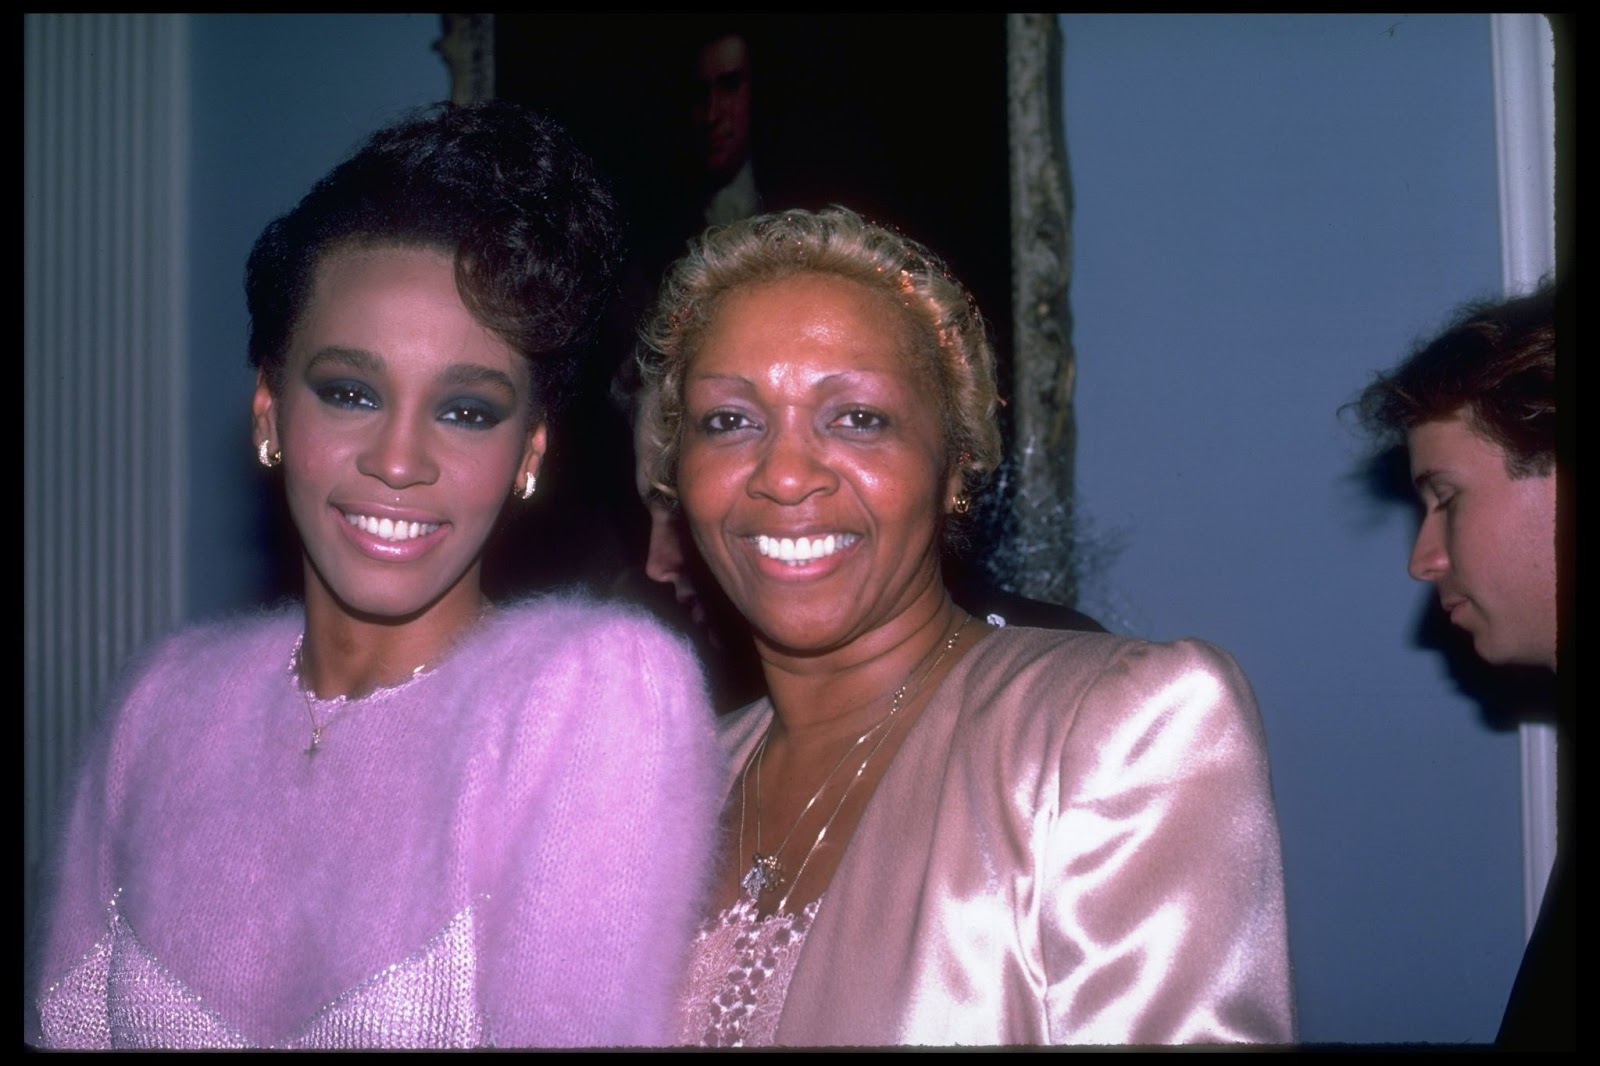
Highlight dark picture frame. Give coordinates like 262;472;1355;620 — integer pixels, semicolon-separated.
440;13;1080;606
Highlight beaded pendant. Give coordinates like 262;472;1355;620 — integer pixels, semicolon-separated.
741;852;782;898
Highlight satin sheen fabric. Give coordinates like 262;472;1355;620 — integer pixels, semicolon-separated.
714;626;1294;1046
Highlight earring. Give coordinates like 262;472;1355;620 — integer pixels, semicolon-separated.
516;471;537;500
952;494;971;515
257;439;281;468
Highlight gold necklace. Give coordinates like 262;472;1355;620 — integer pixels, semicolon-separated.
289;635;429;757
738;613;971;904
738;717;888;897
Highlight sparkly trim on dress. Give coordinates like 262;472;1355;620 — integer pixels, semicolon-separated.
679;897;822;1047
39;893;486;1049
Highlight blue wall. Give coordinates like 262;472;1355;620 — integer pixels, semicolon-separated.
181;14;1524;1044
1061;14;1520;1044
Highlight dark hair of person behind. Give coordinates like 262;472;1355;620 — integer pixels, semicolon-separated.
245;101;625;423
1356;282;1556;477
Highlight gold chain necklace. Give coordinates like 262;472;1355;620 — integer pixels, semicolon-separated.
738;613;971;905
289;635;429;757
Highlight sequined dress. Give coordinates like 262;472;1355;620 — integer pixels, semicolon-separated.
28;599;720;1049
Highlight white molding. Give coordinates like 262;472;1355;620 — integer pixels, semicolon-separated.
23;11;189;941
1489;12;1557;941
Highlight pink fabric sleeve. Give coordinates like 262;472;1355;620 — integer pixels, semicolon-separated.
472;613;723;1047
1039;638;1294;1043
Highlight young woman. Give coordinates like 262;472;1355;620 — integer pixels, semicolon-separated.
29;102;721;1049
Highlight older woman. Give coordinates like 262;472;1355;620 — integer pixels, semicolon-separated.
29;102;720;1049
642;208;1294;1046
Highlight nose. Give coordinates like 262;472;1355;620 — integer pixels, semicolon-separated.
356;414;439;490
1407;513;1447;583
747;423;836;505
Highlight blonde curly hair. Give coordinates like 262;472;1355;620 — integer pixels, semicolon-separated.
637;207;1001;507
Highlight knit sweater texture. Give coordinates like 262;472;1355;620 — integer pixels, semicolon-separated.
29;597;722;1049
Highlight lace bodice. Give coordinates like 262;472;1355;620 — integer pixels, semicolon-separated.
678;896;822;1047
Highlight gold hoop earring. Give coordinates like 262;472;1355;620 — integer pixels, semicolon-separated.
257;440;281;468
516;471;537;500
952;494;971;515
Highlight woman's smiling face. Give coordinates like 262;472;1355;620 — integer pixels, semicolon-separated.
677;271;957;655
254;243;544;623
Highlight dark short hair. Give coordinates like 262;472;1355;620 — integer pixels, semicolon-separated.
245;101;624;423
1356;282;1556;477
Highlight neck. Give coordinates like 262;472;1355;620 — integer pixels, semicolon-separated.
759;589;966;752
298;566;488;699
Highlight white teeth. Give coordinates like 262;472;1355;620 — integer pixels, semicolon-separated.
755;533;854;564
344;512;440;543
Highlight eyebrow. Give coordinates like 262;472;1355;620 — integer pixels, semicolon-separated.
1411;468;1449;494
685;373;751;394
305;346;382;376
305;347;518;394
438;363;518;394
686;370;889;388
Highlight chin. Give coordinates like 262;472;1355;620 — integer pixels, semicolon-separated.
747;614;852;655
337;591;443;624
1471;634;1554;673
1467;630;1505;664
312;566;471;625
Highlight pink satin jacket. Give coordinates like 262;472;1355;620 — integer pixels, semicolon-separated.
713;626;1295;1046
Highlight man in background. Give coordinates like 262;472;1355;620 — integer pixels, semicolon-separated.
688;28;762;228
1356;281;1570;1048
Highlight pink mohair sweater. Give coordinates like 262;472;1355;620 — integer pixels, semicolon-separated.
29;597;722;1049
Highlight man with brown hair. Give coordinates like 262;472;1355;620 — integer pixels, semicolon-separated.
1357;280;1570;1048
1360;284;1557;671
